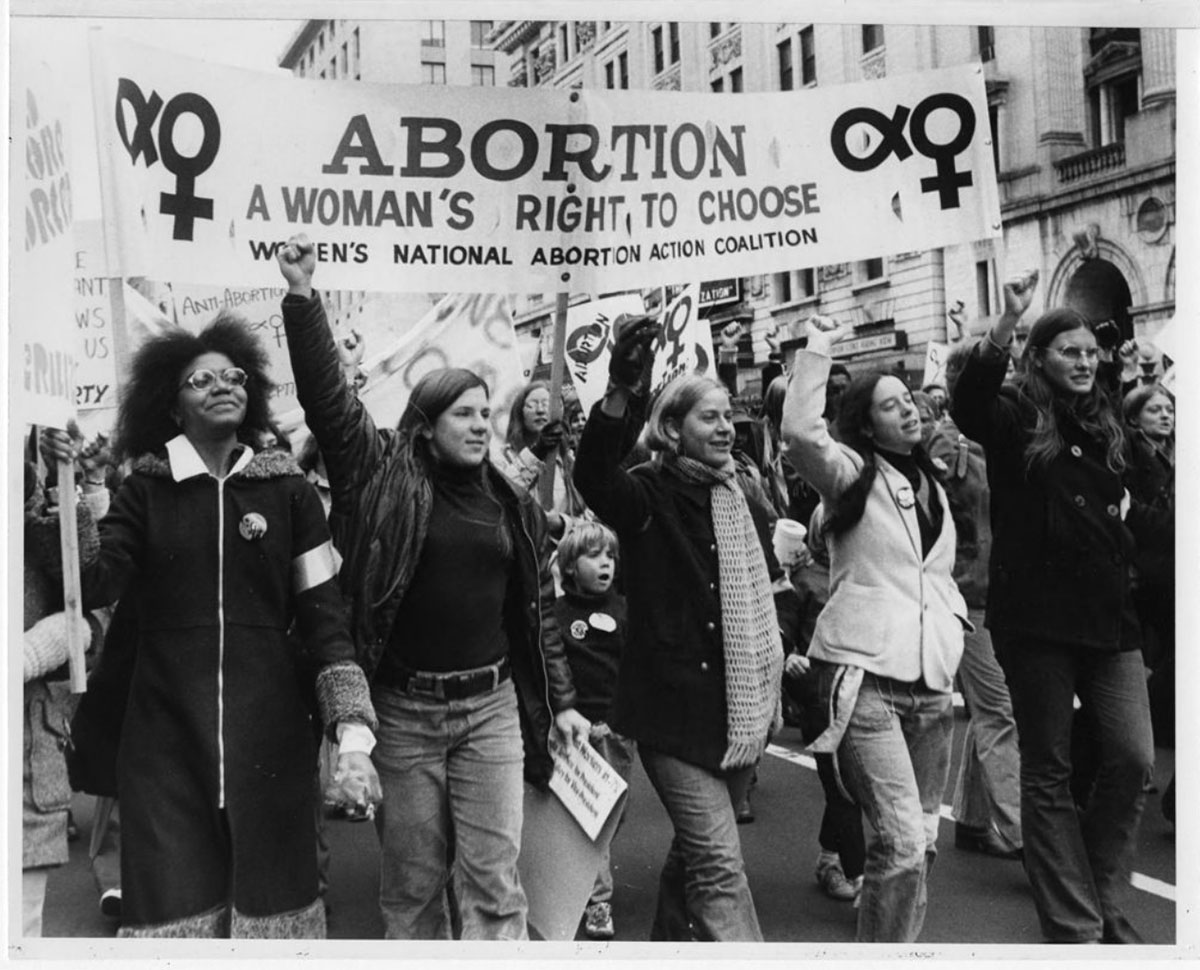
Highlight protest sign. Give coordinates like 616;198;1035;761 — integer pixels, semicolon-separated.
518;779;626;941
547;733;628;841
275;290;526;452
91;34;1000;294
13;50;78;430
923;341;950;389
1148;316;1179;363
561;293;646;411
649;283;717;397
73;220;120;411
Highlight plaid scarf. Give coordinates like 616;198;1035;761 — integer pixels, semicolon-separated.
663;452;783;769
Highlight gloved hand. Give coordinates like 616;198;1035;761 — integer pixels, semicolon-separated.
324;750;382;822
608;314;661;394
530;419;564;460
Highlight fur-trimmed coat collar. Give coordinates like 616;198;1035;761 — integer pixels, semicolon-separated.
132;448;304;481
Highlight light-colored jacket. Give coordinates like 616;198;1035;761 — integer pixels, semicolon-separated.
781;350;967;691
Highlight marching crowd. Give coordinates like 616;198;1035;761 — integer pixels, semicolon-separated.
22;235;1174;945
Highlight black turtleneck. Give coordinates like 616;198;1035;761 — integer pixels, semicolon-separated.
380;461;514;675
877;447;943;558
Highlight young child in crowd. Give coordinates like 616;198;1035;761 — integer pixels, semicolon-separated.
554;522;631;941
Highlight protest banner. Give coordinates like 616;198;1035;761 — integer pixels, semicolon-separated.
518;779;626;941
72;220;120;411
649;283;717;397
562;293;647;412
91;34;1000;294
547;733;629;842
923;340;950;389
274;290;526;452
14;50;78;431
1149;316;1179;363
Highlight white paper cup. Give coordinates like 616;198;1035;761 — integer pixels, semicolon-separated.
772;518;808;567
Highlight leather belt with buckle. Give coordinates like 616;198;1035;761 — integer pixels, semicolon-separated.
394;657;510;701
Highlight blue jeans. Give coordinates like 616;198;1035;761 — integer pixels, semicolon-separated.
371;679;528;940
952;613;1022;850
994;638;1153;943
639;747;762;942
837;674;954;943
589;726;636;906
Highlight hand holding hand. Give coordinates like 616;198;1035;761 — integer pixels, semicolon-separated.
325;750;382;821
608;314;661;393
277;234;317;296
554;708;592;747
784;653;812;679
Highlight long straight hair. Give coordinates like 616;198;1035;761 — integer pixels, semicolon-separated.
1015;308;1126;475
822;370;940;538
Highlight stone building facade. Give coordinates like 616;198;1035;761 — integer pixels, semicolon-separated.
491;19;1177;394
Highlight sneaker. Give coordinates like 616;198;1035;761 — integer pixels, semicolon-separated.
815;858;858;902
584;901;615;940
99;888;122;920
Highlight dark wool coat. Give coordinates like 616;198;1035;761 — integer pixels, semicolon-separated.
281;291;576;786
75;444;366;931
573;404;783;773
950;344;1170;652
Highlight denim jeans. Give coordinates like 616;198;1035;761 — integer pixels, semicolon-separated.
639;747;762;942
588;726;636;906
836;674;954;943
993;638;1154;943
952;613;1022;850
815;752;866;879
371;679;528;940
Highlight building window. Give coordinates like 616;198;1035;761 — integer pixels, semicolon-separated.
605;52;629;90
1085;28;1142;147
774;268;817;303
729;67;743;93
710;22;723;39
988;101;1002;173
652;23;680;75
861;257;885;282
470;20;493;48
329;57;338;80
559;23;572;62
318;30;325;54
340;42;348;77
711;77;724;93
424;20;445;47
800;26;816;84
977;26;995;62
423;61;446;84
472;64;495;86
1089;75;1140;145
862;24;884;53
352;28;361;79
778;39;793;90
976;259;998;316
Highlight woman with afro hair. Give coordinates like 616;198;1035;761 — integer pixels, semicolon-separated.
40;314;379;938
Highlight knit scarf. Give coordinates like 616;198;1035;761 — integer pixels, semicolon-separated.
663;452;783;770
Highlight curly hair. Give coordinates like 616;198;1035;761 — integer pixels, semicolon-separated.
1014;307;1126;475
113;313;274;463
822;370;940;539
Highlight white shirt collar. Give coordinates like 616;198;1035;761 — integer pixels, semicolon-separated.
165;434;254;482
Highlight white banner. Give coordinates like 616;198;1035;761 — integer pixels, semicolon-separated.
562;293;647;412
13;51;77;430
91;34;1001;294
279;291;526;454
923;340;950;388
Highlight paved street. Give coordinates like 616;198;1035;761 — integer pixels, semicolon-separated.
40;709;1176;947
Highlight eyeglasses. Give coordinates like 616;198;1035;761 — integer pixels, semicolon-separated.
179;367;249;392
1048;346;1100;364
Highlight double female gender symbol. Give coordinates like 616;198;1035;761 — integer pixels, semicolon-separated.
830;93;977;210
